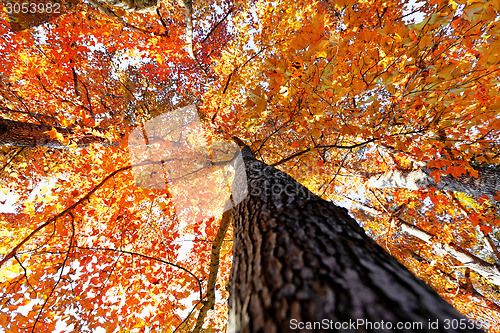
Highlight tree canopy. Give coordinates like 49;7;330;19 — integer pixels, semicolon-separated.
1;0;500;331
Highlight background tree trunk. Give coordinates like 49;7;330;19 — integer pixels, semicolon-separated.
0;118;106;149
96;0;157;12
227;147;484;333
394;218;500;286
363;167;500;198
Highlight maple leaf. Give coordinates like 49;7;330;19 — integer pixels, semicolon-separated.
430;169;441;183
480;225;493;234
45;127;65;143
446;166;466;179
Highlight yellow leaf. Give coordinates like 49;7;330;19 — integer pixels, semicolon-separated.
437;63;458;78
45;127;65;143
311;14;324;32
311;129;322;138
419;35;433;48
315;51;327;59
469;168;479;178
60;118;73;127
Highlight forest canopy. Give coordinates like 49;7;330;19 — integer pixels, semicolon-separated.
1;0;500;331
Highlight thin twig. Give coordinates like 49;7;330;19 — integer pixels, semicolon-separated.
201;9;233;44
32;212;75;332
271;138;377;167
0;147;24;175
73;245;203;302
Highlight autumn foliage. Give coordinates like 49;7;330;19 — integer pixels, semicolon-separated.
1;0;500;331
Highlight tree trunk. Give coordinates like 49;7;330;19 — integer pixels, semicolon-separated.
97;0;158;12
394;218;500;286
0;118;106;149
227;147;484;333
364;167;500;198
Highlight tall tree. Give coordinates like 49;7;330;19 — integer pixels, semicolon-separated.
228;144;483;332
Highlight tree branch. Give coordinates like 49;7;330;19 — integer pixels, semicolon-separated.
0;160;161;269
32;213;76;332
482;232;500;267
182;0;208;76
201;9;233;44
73;245;203;302
86;0;163;35
271;138;378;167
0;147;24;175
192;209;232;332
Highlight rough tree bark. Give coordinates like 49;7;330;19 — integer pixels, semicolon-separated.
0;118;107;149
96;0;157;12
363;167;500;199
227;146;484;333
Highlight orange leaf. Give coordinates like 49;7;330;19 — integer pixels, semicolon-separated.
480;225;493;234
470;213;481;226
84;117;96;127
45;127;64;142
430;170;441;183
446;166;465;179
469;168;479;178
428;159;451;169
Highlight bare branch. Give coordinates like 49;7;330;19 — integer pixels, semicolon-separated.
201;9;233;44
482;232;500;267
271;138;378;167
0;147;24;175
192;209;232;333
31;212;76;332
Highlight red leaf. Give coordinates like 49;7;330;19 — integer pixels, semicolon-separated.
446;166;465;179
480;225;493;234
470;213;480;226
430;170;441;183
